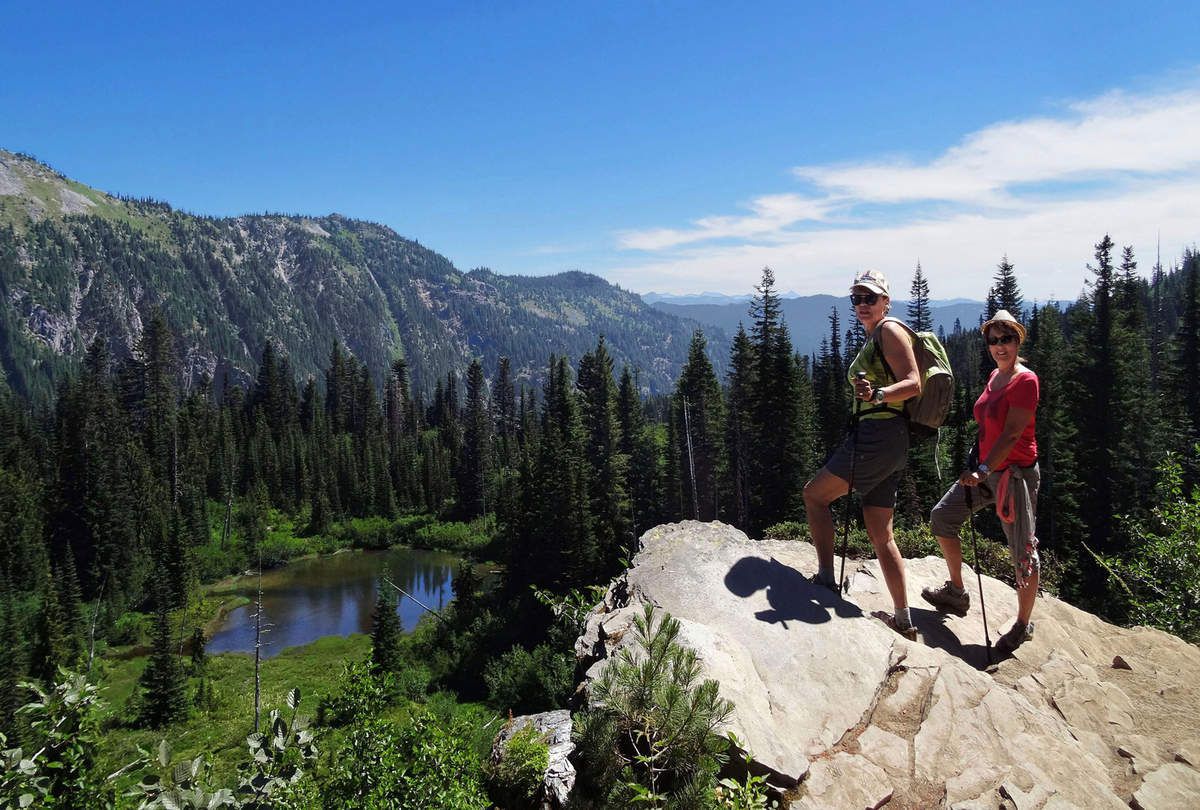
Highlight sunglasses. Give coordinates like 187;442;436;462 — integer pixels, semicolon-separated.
987;333;1018;346
850;292;879;306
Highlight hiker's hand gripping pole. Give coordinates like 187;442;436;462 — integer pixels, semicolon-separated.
838;371;868;594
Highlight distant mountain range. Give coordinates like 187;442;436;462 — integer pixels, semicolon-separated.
0;150;724;401
649;296;986;358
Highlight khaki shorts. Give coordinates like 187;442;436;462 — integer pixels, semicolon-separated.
823;417;909;509
930;463;1041;578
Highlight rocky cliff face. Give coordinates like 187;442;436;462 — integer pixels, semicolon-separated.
576;522;1200;808
0;150;719;402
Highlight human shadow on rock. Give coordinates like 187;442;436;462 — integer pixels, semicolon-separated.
724;557;863;629
910;606;996;671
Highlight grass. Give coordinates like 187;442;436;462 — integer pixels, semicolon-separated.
95;633;373;787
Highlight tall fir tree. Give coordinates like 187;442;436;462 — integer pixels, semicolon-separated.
617;366;661;538
138;588;188;728
459;358;491;519
907;261;933;332
672;331;725;522
577;339;632;573
370;582;404;675
723;325;756;529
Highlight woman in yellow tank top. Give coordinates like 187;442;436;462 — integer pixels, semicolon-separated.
802;269;923;639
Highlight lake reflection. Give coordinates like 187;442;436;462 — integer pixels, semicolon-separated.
207;548;458;657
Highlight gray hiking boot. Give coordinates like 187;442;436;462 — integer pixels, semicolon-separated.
921;581;970;614
995;621;1034;657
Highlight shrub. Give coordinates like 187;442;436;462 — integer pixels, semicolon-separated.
110;611;153;646
414;520;488;552
761;521;805;542
1092;452;1200;642
316;661;389;727
574;603;733;807
483;643;574;715
486;723;550;809
0;671;115;809
324;709;489;809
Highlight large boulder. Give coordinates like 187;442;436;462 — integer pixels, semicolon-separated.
576;521;1200;808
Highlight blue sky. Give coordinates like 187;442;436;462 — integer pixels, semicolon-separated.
3;1;1198;300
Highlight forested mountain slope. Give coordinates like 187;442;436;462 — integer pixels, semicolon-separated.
0;150;718;402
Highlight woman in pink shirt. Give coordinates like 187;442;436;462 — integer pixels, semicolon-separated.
924;309;1041;657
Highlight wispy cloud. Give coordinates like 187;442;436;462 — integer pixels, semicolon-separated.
618;193;834;250
611;78;1200;298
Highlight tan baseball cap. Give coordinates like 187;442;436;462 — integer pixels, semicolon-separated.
850;268;889;296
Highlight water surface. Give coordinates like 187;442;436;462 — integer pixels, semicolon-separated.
207;548;458;657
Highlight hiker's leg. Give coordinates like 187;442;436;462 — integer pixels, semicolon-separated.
803;469;850;574
1017;570;1038;625
930;481;994;589
864;504;908;612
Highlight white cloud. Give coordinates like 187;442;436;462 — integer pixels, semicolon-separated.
618;193;833;250
609;79;1200;299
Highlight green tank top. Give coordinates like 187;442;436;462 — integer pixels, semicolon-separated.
847;323;905;420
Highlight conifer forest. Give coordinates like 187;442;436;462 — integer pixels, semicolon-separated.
1;237;1198;808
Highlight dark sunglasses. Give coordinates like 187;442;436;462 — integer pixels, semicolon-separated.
850;292;879;306
986;333;1018;346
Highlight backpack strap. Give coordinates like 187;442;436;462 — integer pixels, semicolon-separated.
870;317;912;416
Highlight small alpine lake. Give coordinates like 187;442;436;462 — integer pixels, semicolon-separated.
206;547;459;657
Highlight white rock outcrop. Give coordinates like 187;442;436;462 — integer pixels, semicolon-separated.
577;521;1200;809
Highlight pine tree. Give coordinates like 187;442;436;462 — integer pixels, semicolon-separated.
1025;304;1084;580
370;582;404;675
671;332;724;522
907;261;932;332
31;567;70;684
139;596;188;728
746;268;807;532
618;366;660;538
459;358;491;519
988;255;1024;319
723;325;755;529
1173;251;1200;482
577;339;632;573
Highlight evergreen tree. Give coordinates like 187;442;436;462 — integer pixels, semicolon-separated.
723;325;755;529
577;339;632;572
907;261;932;332
988;255;1024;319
746;268;807;532
1025;304;1084;579
494;356;516;439
617;366;661;538
31;567;70;684
459;358;491;519
1172;252;1200;482
138;592;188;728
671;331;724;521
370;582;404;675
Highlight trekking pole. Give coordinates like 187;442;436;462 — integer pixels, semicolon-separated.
964;485;993;665
838;372;867;593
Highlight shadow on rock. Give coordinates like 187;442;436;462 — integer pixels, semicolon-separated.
911;606;995;670
724;556;863;628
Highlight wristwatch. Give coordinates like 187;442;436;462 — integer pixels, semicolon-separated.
872;387;886;404
976;463;991;475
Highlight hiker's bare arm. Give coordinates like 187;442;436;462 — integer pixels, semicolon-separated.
868;321;921;403
982;405;1034;470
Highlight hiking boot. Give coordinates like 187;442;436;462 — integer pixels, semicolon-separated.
873;610;918;641
995;621;1034;657
921;581;970;615
808;572;839;594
